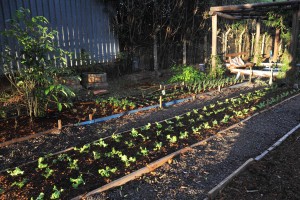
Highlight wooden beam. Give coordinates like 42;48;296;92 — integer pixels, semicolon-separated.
209;11;241;20
211;14;218;75
210;1;300;12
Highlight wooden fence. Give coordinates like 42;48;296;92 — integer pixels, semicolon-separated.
0;0;119;73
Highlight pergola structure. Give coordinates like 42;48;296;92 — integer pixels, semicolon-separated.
210;0;300;76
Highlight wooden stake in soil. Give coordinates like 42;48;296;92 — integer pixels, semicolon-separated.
160;84;162;90
58;120;62;130
218;85;221;92
159;96;163;109
89;114;93;121
192;95;196;101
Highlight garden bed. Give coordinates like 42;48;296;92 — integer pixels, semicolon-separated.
0;78;242;144
0;86;298;199
215;127;300;200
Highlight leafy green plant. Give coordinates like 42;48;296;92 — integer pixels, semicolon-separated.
169;65;206;84
112;133;122;143
221;115;231;124
11;178;28;188
50;186;64;199
37;157;48;169
93;151;101;160
68;159;79;170
155;122;163;129
130;128;139;137
93;138;108;148
166;135;177;144
74;144;90;153
98;166;117;177
141;123;151;131
139;147;149;156
125;140;135;148
175;115;183;121
7;167;24;176
70;174;85;189
1;8;75;118
179;131;189;139
42;167;54;179
153;141;163;151
31;192;44;200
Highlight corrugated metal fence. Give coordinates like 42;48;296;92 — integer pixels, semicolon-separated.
0;0;119;72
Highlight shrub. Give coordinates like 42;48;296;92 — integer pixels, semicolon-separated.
1;8;75;118
168;65;206;84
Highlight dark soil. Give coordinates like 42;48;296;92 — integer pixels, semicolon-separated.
216;128;300;200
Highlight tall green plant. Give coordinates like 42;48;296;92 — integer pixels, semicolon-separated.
168;65;206;84
1;8;75;118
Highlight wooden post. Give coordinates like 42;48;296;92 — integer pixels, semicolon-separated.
273;28;280;62
249;67;253;83
211;14;218;75
269;68;273;85
58;120;62;130
89;114;93;121
159;96;163;109
211;14;218;74
253;19;261;64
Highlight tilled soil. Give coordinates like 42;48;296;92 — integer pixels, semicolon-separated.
0;83;254;171
216;128;300;200
88;93;300;200
1;83;300;200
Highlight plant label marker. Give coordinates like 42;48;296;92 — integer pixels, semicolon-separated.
89;114;93;121
160;84;162;89
162;90;166;96
218;85;221;92
58;120;62;130
159;96;163;108
192;95;196;101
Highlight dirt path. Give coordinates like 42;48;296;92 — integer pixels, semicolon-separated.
89;94;300;200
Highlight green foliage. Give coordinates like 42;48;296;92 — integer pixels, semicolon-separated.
1;8;75;117
7;167;24;176
37;157;48;169
11;178;28;188
98;166;117;177
169;65;206;84
50;186;64;199
70;174;85;189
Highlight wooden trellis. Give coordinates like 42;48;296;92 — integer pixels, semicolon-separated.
209;1;300;75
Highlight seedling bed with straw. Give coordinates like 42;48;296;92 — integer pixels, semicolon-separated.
0;78;242;143
0;86;298;199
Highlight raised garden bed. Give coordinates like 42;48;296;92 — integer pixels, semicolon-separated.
0;78;243;144
0;86;298;199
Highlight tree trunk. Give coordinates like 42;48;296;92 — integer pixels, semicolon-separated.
238;28;246;55
183;39;187;65
153;33;160;76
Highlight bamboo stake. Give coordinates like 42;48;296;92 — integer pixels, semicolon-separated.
159;96;163;109
89;114;93;121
